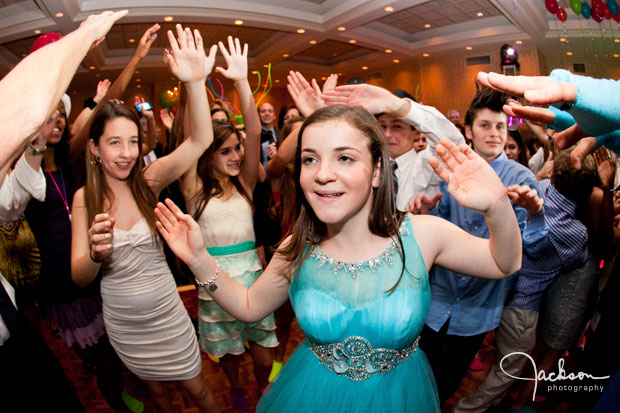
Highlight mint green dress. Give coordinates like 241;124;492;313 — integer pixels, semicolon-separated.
257;215;439;412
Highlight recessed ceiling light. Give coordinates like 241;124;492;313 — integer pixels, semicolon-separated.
128;38;135;43
135;70;140;74
309;40;317;44
332;53;338;56
466;46;473;50
89;65;95;70
263;64;269;67
515;40;522;45
384;6;394;12
560;37;567;42
337;26;346;31
338;72;343;75
614;53;620;58
566;51;573;56
164;16;173;22
136;78;141;82
296;28;306;34
34;29;41;34
615;38;620;43
282;53;289;58
234;20;244;25
136;85;141;88
348;39;357;44
393;59;400;63
362;66;368;70
424;24;431;29
321;76;327;80
385;49;393;53
252;70;258;74
55;12;63;18
275;79;280;83
422;53;430;57
477;12;484;17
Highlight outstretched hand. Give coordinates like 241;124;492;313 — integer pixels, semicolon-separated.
593;147;616;189
135;24;160;59
286;71;325;117
154;199;205;266
94;79;111;103
323;83;405;116
79;10;129;48
506;185;543;216
477;72;577;105
429;137;507;213
216;36;248;81
164;24;207;83
407;193;443;215
322;74;338;94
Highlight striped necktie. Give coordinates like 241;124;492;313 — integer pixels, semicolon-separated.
391;160;399;197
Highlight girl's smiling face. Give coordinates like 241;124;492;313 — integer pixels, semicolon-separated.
211;132;243;179
299;120;380;228
90;117;140;182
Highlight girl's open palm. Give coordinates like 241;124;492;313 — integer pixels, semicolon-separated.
164;24;206;83
155;199;205;266
430;138;507;213
216;36;248;81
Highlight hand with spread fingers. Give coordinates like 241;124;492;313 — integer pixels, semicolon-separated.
154;199;205;266
506;185;544;216
88;213;116;262
216;36;248;81
477;72;577;105
79;10;129;47
593;147;616;190
323;83;404;116
429;137;507;213
94;79;111;104
286;71;325;118
407;193;443;215
163;24;207;84
136;24;160;59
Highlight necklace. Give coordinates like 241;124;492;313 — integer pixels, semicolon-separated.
46;169;71;222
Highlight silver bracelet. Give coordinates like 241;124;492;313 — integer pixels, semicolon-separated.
195;259;221;292
26;144;47;156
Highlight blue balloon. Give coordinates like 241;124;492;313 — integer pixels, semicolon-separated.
608;0;619;16
581;1;591;18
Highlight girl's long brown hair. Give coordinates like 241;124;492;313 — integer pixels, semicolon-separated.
280;105;406;289
85;102;158;236
191;121;254;220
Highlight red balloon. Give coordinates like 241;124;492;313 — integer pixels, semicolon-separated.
29;32;62;54
614;12;620;22
545;0;559;14
557;7;568;22
592;1;605;22
604;6;612;19
591;0;603;8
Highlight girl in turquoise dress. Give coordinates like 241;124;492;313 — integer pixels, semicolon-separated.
155;104;524;412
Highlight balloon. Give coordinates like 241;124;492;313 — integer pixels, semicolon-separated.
570;0;582;15
605;5;612;19
609;0;619;15
592;4;604;22
160;90;177;108
29;32;62;54
545;0;559;14
614;12;620;22
557;7;568;22
581;2;591;18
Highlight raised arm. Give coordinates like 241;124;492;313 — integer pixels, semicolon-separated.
267;121;302;179
155;199;290;322
413;138;522;279
135;96;159;155
144;25;217;195
216;36;260;191
70;79;110;136
69;23;160;158
0;9;128;181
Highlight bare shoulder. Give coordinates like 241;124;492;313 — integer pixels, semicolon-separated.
73;186;85;207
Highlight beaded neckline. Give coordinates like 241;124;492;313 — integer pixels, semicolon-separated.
309;218;409;279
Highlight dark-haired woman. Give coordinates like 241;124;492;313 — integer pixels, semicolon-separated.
70;25;219;412
179;37;277;410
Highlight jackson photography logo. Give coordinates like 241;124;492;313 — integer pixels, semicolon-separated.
500;352;610;400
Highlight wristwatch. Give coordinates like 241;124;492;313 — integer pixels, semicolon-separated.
26;144;47;156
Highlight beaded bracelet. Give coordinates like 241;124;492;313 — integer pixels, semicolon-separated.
196;260;221;292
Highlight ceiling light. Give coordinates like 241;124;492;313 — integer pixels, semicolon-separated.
136;78;141;82
615;38;620;43
424;24;431;29
164;16;174;22
331;53;338;56
348;39;357;44
282;53;289;57
614;53;620;58
309;40;317;44
337;26;346;31
465;46;473;50
34;29;41;34
263;64;269;67
422;53;430;57
321;76;327;80
89;65;95;70
55;12;63;18
234;20;243;25
566;51;573;56
296;28;306;34
560;37;567;42
362;66;368;70
135;70;140;74
477;12;484;17
384;6;394;12
515;40;522;45
385;49;393;53
275;79;280;83
136;85;141;88
128;38;135;43
338;72;343;75
393;59;400;63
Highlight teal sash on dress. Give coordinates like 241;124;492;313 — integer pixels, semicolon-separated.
206;240;255;256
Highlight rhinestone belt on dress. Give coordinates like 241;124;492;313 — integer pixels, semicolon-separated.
309;335;420;381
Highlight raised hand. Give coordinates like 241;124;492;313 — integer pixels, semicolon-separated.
216;36;248;80
476;72;577;106
89;213;115;262
407;193;442;215
134;96;153;118
429;137;507;213
286;71;324;117
79;10;129;47
536;151;554;181
154;199;205;266
593;147;616;190
94;79;111;104
323;84;401;115
164;24;207;84
135;24;160;59
160;109;174;132
322;74;338;94
506;185;544;215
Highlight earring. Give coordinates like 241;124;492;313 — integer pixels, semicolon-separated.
90;155;101;167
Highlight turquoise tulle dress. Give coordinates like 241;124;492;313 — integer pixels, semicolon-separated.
257;215;440;412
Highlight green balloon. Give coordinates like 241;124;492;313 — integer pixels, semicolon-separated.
160;91;176;109
570;0;582;15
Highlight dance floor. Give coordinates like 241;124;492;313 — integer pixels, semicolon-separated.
40;285;501;412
